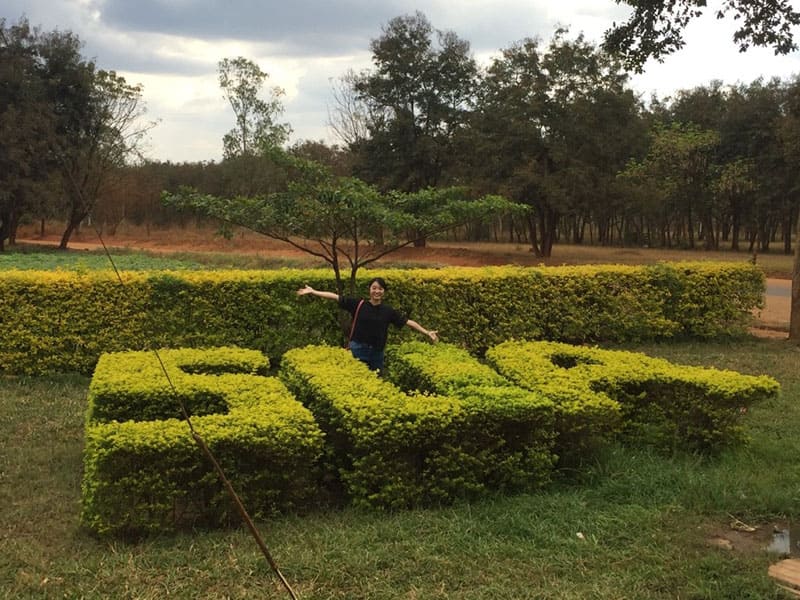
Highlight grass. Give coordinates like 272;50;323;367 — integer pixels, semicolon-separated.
2;338;800;599
10;221;796;277
0;244;328;272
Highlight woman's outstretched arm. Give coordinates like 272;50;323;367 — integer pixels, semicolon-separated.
406;319;438;342
296;285;340;301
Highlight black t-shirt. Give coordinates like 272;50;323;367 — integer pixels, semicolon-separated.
339;296;407;350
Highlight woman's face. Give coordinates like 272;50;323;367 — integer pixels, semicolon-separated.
369;281;385;303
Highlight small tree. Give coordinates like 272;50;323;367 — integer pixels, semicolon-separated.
163;151;523;295
55;68;153;248
218;56;291;158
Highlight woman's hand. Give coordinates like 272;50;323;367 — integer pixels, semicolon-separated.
427;330;439;342
297;285;315;296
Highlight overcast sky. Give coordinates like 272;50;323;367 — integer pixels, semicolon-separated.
4;0;800;163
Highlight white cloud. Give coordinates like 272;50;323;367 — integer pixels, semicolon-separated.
4;0;800;162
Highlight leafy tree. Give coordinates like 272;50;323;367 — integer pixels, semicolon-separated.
218;56;291;158
723;80;789;254
215;57;293;202
163;150;522;294
604;0;800;71
712;158;756;251
289;139;353;177
53;66;153;248
469;30;641;256
622;123;720;249
603;0;800;338
667;81;728;131
0;17;58;250
351;12;479;198
0;18;153;249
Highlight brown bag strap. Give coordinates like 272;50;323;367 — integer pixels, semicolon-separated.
348;300;364;344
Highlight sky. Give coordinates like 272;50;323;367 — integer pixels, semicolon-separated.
4;0;800;163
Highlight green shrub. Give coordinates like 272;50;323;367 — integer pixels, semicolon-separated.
386;341;557;491
0;262;764;376
280;345;475;508
81;346;324;536
486;340;779;454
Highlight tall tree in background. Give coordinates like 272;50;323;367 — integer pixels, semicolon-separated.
328;69;371;149
0;17;151;250
217;57;292;198
53;66;152;248
0;18;55;250
352;12;478;195
218;56;291;158
621;123;720;249
470;30;639;256
723;80;788;254
603;0;800;339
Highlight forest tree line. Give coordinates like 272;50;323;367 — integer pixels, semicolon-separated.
2;13;799;258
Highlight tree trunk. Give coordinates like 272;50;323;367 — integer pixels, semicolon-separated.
784;209;794;255
59;220;78;250
526;213;542;257
731;210;741;251
8;209;19;245
60;209;86;250
790;213;800;341
539;206;557;258
702;213;717;250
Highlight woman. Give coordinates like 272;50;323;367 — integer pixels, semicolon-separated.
297;277;438;372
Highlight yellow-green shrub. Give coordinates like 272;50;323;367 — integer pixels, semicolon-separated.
386;341;557;491
486;340;779;454
484;342;621;466
279;345;477;508
0;262;764;375
82;346;324;536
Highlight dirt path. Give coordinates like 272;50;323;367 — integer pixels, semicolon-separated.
755;279;791;335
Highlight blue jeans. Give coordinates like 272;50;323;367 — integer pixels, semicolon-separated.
348;341;385;372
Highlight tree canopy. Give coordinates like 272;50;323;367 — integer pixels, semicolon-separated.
163;149;523;294
0;16;152;250
604;0;800;71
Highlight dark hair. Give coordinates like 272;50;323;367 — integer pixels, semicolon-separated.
368;277;388;290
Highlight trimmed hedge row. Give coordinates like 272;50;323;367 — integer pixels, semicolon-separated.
485;340;780;454
82;347;324;536
0;262;764;375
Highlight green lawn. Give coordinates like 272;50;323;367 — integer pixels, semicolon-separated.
0;242;328;272
2;337;799;599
